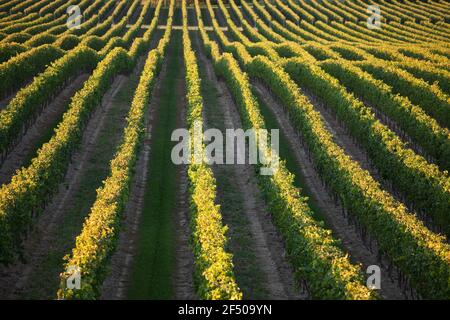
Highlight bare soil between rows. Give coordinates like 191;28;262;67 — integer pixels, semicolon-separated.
172;50;195;300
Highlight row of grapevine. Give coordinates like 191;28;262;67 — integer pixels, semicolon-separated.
418;21;450;39
10;0;51;14
0;0;23;12
0;42;27;63
0;0;117;43
21;0;53;15
345;22;396;42
0;13;52;34
327;22;383;43
318;46;450;171
18;14;67;35
391;22;449;42
239;0;285;43
273;0;303;23
402;0;446;21
183;0;242;300
0;46;98;161
0;46;130;263
355;0;402;22
216;1;448;171
323;0;360;23
40;0;76;17
58;0;170;300
256;0;311;43
246;0;345;44
302;0;345;23
296;0;329;22
228;0;267;42
267;0;350;44
382;0;436;22
284;0;315;23
209;0;450;169
208;0;277;63
1;0;101;34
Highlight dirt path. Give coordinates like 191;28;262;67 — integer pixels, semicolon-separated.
0;74;89;186
200;6;212;26
172;57;195;300
252;82;408;300
193;31;304;300
0;50;153;299
0;91;17;111
214;7;227;27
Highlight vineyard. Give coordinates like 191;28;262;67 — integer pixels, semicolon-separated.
0;0;449;301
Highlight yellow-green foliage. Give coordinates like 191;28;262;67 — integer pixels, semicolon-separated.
183;0;242;300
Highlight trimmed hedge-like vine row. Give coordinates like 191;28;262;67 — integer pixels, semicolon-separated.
184;0;242;300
